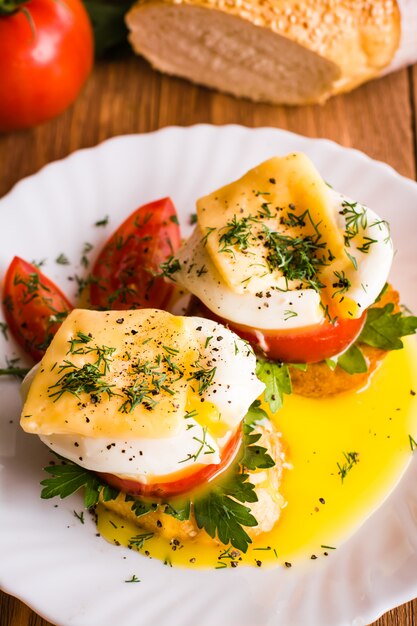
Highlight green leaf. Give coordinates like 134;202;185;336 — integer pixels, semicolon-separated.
337;344;368;374
256;359;291;413
41;463;102;507
359;304;417;351
83;0;135;58
324;358;338;371
244;399;268;427
240;428;275;471
163;500;191;521
222;472;258;504
102;484;120;502
290;363;308;372
194;490;256;553
125;495;157;517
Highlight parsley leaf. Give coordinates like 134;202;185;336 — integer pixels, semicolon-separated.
193;475;258;553
359;303;417;351
163;500;191;521
41;459;119;508
256;359;291;413
337;344;367;375
240;424;275;471
244;399;268;427
334;303;417;375
125;495;157;517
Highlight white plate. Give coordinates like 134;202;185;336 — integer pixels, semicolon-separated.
1;125;417;626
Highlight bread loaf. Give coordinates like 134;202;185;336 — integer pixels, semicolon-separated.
126;0;401;105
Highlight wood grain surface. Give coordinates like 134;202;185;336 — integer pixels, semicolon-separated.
0;55;416;626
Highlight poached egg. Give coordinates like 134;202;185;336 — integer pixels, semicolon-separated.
20;309;264;482
173;153;393;331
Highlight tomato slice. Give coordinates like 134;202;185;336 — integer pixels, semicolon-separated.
2;257;73;361
90;198;181;311
187;297;366;364
97;427;242;498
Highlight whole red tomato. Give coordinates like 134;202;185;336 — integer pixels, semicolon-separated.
0;0;93;131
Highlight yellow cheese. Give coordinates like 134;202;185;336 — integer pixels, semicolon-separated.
20;309;199;439
197;153;356;316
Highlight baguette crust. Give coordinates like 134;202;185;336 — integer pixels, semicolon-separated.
126;0;401;104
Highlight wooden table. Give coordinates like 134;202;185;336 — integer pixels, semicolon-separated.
1;55;417;626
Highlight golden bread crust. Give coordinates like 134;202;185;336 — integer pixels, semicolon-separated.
126;0;400;104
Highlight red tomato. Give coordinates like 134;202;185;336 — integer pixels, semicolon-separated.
98;428;242;498
0;0;93;132
2;257;73;361
90;198;181;311
188;297;366;364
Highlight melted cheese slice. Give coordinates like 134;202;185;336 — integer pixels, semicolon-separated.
21;309;198;439
197;153;356;316
20;310;264;449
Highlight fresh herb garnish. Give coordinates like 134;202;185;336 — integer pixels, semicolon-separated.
56;253;70;265
262;226;327;292
41;456;119;507
337;344;367;375
73;510;85;524
0;322;8;340
339;200;368;247
128;532;154;550
193;471;257;553
244;399;268;427
336;303;417;375
124;575;140;583
178;427;216;464
240;423;275;471
0;357;30;379
201;227;216;246
336;451;359;482
159;256;181;280
256;359;291;413
187;359;216;395
409;435;417;452
359;303;417;351
95;215;109;227
332;270;351;298
218;215;255;253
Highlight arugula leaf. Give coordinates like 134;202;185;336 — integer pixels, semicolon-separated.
256;359;291;413
359;303;417;351
41;462;118;508
337;344;367;375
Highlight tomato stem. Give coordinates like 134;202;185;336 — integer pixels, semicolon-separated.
0;0;28;16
